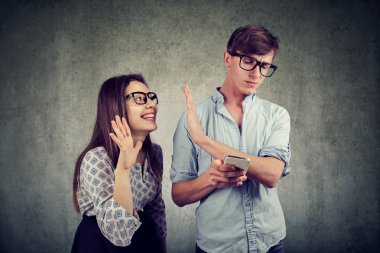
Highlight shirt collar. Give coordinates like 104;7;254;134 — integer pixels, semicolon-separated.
211;87;257;105
211;87;224;103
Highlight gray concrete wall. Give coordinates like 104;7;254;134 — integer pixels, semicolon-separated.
0;0;379;252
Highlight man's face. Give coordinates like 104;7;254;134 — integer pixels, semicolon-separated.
224;50;275;95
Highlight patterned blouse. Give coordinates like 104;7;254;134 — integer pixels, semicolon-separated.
76;145;166;247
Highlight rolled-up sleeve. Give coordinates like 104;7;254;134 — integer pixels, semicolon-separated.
170;112;199;183
80;150;141;246
258;108;291;177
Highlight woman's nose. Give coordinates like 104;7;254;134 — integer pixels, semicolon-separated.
145;98;157;108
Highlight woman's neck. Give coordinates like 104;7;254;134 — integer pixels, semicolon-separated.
132;133;147;164
132;132;148;144
136;150;146;164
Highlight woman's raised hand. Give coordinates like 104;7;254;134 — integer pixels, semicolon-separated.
109;115;143;170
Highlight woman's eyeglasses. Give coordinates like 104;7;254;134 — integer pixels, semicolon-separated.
125;92;158;105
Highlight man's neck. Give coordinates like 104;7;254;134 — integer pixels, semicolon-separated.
219;82;246;107
219;80;247;127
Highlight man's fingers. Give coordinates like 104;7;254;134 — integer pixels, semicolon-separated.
210;170;243;178
188;88;196;110
239;175;247;182
187;86;193;106
218;164;237;172
213;177;247;188
183;85;196;111
210;159;223;170
211;175;242;183
216;182;240;188
223;170;245;177
183;86;192;110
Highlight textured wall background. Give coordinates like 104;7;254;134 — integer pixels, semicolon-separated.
0;0;379;252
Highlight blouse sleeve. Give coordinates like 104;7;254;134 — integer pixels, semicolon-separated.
143;145;167;238
80;149;141;246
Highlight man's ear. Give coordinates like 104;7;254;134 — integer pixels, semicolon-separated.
224;51;231;68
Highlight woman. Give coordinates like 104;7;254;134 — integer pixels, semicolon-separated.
71;74;167;253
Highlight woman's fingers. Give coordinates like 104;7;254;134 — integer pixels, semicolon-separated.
111;120;125;139
122;117;132;137
112;116;132;140
115;115;127;137
110;116;140;153
109;133;123;147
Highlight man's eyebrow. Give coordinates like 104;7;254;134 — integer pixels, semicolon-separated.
247;55;272;65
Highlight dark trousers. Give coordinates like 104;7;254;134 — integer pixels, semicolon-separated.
195;240;284;253
71;211;160;253
267;240;284;253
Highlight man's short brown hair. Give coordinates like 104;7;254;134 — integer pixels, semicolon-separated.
227;25;279;57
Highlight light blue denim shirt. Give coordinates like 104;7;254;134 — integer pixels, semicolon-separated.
170;88;291;253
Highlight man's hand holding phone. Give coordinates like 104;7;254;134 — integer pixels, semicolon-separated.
208;158;247;188
223;155;250;172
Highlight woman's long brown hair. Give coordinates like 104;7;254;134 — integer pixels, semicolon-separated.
72;74;161;212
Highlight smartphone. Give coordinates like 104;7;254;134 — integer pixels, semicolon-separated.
223;155;250;171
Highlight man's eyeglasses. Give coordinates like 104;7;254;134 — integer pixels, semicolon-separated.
125;92;158;105
227;51;278;77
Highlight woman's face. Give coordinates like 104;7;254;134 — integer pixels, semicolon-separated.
124;81;158;136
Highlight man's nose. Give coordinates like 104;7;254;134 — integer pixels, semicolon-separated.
249;63;261;78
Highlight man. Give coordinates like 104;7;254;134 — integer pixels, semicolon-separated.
170;25;291;253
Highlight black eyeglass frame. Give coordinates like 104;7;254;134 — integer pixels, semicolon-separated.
125;91;159;105
227;50;278;77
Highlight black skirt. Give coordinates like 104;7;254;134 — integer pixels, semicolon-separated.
71;211;161;253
